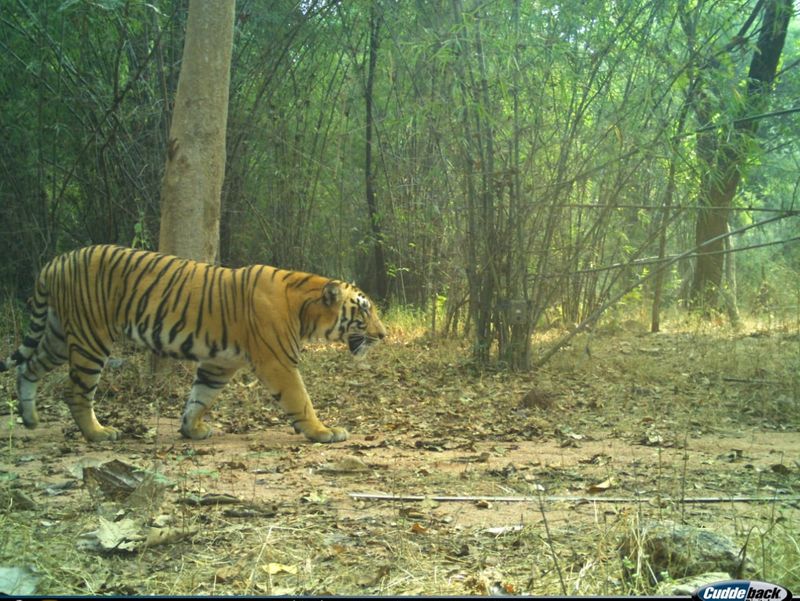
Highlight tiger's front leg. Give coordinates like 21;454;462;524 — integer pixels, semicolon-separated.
255;361;348;443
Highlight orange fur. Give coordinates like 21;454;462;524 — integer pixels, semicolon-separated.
1;245;386;443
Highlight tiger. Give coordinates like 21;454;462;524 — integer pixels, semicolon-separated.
0;245;386;444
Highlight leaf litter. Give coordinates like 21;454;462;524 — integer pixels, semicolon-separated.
0;323;798;595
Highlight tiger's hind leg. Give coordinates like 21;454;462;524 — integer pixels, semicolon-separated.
65;344;118;442
255;360;348;443
180;363;239;440
16;309;69;429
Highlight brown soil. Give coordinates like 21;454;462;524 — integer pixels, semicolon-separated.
1;320;798;595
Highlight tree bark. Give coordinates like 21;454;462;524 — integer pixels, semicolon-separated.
499;0;532;370
158;0;235;263
450;0;495;365
690;0;791;310
153;0;234;375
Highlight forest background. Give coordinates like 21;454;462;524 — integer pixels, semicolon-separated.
1;2;800;595
1;0;798;368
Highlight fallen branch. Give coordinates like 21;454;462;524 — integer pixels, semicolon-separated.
721;377;783;385
350;492;799;505
178;493;240;506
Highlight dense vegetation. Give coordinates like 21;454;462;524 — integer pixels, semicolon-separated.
1;0;798;367
1;4;798;595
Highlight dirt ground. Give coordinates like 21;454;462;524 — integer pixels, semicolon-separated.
1;317;798;595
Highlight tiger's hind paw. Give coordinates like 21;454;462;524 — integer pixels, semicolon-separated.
17;401;39;429
180;421;212;440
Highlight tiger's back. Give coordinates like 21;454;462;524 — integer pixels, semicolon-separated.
1;245;386;443
49;245;257;363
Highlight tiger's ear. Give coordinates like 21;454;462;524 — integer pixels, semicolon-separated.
322;282;342;306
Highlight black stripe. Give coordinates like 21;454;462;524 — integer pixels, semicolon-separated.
195;265;211;336
181;334;197;361
293;274;314;288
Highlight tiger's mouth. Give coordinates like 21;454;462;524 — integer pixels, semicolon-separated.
348;335;378;357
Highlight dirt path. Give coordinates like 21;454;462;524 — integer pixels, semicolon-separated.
1;326;798;595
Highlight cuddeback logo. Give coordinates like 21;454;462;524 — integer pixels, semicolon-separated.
694;580;793;601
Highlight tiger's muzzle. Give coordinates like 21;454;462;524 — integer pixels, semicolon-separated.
347;333;384;357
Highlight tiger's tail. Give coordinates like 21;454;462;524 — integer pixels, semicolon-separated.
0;269;51;372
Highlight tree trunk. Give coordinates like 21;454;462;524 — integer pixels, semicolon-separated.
652;88;692;333
158;0;235;263
690;0;791;311
364;2;388;302
451;0;496;365
722;224;741;327
498;0;532;371
153;0;234;375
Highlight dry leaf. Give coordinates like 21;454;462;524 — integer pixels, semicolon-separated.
317;456;370;473
83;460;144;500
587;477;615;493
399;507;425;520
263;563;297;576
301;491;328;504
453;452;491;463
143;525;199;548
214;565;241;583
420;498;440;510
0;565;40;595
78;517;143;553
356;565;390;587
78;517;197;553
269;586;297;596
484;525;524;536
218;461;247;471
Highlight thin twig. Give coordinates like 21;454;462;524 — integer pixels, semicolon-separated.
540;204;797;214
532;233;800;280
533;211;797;367
350;493;800;504
538;493;567;595
722;377;784;385
688;105;800;135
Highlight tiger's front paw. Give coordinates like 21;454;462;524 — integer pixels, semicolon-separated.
83;425;121;443
180;420;212;440
305;426;349;443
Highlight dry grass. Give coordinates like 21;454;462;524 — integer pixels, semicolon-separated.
0;302;798;595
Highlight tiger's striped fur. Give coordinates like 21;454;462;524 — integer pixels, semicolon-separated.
0;245;386;443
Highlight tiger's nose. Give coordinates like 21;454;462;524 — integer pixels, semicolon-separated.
377;330;386;340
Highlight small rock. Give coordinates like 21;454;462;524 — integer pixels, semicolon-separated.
656;572;732;596
620;521;754;583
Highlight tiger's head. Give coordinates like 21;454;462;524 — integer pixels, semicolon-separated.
312;281;386;357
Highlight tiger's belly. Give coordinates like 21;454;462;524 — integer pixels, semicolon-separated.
123;323;245;366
